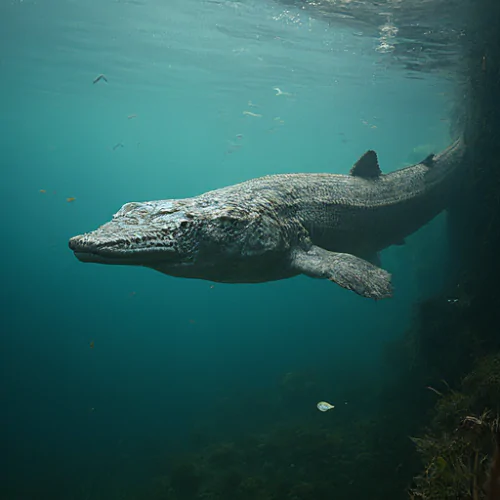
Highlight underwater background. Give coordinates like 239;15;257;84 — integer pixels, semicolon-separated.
5;0;499;499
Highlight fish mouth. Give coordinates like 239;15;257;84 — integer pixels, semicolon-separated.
72;249;166;265
69;235;174;265
73;250;122;264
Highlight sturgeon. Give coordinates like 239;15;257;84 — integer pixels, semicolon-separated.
69;138;465;299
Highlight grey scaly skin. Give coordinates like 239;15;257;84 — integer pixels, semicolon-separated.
69;138;465;299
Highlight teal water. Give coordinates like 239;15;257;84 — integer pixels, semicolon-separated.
2;0;458;497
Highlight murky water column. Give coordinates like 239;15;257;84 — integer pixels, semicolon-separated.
448;0;500;329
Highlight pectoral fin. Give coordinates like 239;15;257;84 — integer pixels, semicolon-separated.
291;245;392;299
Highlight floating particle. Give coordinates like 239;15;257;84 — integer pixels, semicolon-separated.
273;87;292;96
128;114;137;120
89;340;95;349
39;189;46;194
243;111;262;118
66;197;76;203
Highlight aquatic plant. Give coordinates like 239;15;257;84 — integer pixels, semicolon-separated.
462;356;500;409
410;354;500;499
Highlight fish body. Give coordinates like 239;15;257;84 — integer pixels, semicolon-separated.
68;138;465;299
317;401;335;412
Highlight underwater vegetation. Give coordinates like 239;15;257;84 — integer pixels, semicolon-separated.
409;354;500;499
146;419;392;500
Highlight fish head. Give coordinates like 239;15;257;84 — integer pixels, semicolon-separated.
68;200;200;268
69;198;289;281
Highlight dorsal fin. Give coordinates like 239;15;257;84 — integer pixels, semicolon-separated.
350;150;381;178
421;153;435;167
